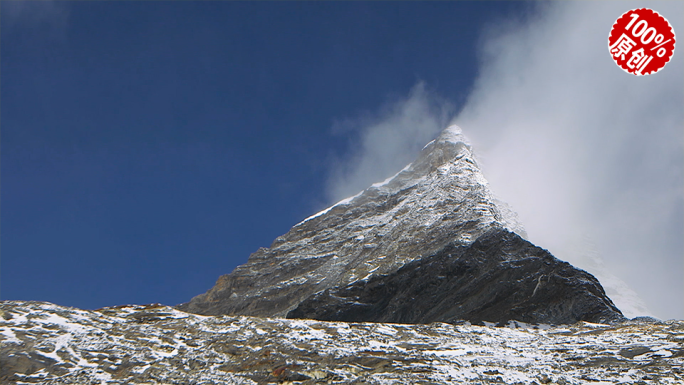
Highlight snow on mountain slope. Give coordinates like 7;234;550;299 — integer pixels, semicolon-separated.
1;301;682;384
180;125;536;318
302;126;526;236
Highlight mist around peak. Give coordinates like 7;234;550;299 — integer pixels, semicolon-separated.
325;1;683;320
326;82;454;203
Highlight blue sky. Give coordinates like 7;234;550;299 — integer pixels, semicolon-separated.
3;1;682;320
2;1;528;309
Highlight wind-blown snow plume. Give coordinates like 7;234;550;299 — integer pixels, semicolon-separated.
454;1;683;319
327;82;453;202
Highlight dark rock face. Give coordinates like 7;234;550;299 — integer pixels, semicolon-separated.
288;229;624;325
177;125;624;325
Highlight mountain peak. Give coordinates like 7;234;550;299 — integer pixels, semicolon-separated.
178;125;622;325
436;124;470;145
301;125;490;227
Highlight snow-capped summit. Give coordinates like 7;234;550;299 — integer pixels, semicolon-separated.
436;124;471;145
301;124;523;238
178;125;623;325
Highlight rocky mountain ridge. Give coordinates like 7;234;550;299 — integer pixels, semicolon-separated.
179;126;623;325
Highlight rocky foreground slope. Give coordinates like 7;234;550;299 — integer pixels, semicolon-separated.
1;301;682;385
179;125;622;325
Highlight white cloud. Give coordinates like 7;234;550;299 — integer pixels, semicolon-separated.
325;1;683;320
454;1;683;319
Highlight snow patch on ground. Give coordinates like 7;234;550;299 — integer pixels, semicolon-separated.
0;300;674;384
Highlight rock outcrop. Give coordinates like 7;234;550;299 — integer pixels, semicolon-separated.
178;125;624;325
288;229;622;325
